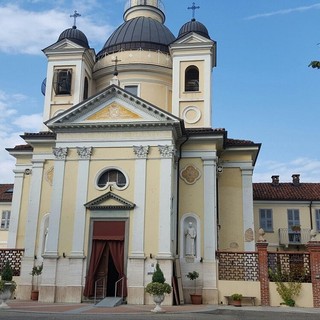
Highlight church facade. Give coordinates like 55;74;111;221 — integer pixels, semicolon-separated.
7;0;260;305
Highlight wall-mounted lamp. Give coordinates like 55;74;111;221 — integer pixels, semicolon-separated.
200;257;203;263
149;253;153;259
63;252;66;258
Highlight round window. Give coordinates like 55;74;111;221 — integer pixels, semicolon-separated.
96;168;127;190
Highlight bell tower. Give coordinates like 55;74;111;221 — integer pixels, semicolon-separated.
41;11;95;128
170;5;216;128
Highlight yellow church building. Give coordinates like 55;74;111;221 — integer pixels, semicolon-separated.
6;0;260;305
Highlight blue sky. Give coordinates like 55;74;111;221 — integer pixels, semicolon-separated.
0;0;319;183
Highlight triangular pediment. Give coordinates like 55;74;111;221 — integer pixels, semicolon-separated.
172;32;214;45
85;191;135;210
43;39;86;53
45;85;184;135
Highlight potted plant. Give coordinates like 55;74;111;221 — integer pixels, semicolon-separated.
231;293;243;307
30;264;43;301
186;271;202;304
0;261;16;308
145;263;171;313
291;225;301;232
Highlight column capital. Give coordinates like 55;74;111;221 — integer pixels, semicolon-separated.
133;145;149;159
76;146;92;159
158;145;175;158
53;147;68;160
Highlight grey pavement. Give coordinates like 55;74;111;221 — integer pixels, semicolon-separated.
0;300;319;319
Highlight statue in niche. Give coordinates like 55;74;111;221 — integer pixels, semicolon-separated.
185;222;197;256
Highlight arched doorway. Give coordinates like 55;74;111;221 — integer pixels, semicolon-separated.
83;221;127;299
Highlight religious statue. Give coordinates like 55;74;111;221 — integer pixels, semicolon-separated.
185;222;197;256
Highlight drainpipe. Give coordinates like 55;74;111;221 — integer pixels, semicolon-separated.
309;201;313;230
176;134;189;255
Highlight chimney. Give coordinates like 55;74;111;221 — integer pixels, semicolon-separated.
271;175;279;186
292;174;300;186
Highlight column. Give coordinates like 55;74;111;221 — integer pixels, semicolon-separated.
241;167;255;251
43;147;68;258
202;156;217;260
256;241;270;306
127;145;149;305
202;155;218;304
7;169;25;248
70;147;92;258
24;160;45;258
157;145;175;258
307;240;320;308
40;147;67;302
131;145;149;257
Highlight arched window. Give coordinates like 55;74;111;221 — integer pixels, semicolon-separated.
83;77;89;100
185;66;199;92
96;168;127;190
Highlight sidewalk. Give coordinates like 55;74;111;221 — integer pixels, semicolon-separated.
4;300;320;315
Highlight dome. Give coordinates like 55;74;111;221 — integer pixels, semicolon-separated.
57;26;89;48
178;18;210;39
97;16;175;58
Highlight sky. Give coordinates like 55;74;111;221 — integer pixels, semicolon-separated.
0;0;319;184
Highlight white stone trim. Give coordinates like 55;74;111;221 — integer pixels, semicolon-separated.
24;160;45;258
44;156;66;258
7;169;25;248
70;154;91;258
157;156;173;258
202;156;217;261
241;168;255;251
131;153;148;258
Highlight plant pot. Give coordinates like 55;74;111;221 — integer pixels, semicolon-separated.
190;294;202;305
232;299;242;307
0;282;15;308
151;294;165;313
31;290;39;301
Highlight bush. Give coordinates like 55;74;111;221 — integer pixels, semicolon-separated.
269;268;302;306
152;263;165;284
1;261;13;281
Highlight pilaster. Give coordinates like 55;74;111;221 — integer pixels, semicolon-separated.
241;167;255;251
7;169;25;248
157;145;175;258
24;160;45;258
70;146;92;258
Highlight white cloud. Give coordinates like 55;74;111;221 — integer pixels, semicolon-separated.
0;89;42;183
245;3;320;20
0;3;115;54
13;113;43;131
253;158;320;182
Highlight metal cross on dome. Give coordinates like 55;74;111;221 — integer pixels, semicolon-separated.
188;2;200;19
112;56;121;76
70;10;81;28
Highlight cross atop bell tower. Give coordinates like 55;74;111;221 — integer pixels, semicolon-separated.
70;10;81;28
188;2;200;20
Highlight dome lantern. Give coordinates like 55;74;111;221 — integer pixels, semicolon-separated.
124;0;165;23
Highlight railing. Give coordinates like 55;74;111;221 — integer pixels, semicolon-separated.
94;278;106;304
279;228;311;246
0;249;24;276
124;0;165;13
115;277;125;299
217;251;259;281
268;251;311;283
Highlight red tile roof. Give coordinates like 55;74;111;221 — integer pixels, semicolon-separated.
253;183;320;201
0;184;14;202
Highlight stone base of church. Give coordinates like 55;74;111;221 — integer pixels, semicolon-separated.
127;286;145;305
16;284;32;300
38;285;56;302
202;288;219;304
55;286;82;303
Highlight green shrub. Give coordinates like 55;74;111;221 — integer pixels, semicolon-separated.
152;263;165;284
1;261;13;281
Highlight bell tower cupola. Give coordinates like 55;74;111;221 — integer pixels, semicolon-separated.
124;0;165;23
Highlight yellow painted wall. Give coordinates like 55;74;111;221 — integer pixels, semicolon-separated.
218;167;244;250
